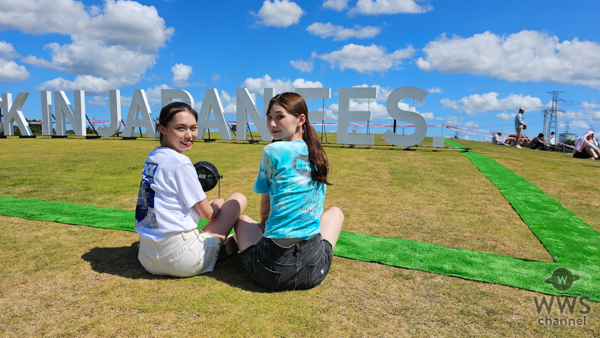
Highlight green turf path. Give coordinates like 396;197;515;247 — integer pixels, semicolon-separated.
1;140;598;300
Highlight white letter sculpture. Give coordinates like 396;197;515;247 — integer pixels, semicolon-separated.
2;92;32;136
236;88;272;142
123;89;157;138
161;89;194;108
54;91;86;136
41;91;53;136
295;88;331;122
197;89;232;140
337;87;376;145
382;86;428;147
96;90;122;137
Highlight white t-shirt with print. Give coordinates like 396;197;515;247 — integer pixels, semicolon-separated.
135;147;206;240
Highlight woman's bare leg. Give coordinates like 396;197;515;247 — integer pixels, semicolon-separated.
320;207;344;248
202;192;247;243
234;215;264;251
585;147;600;158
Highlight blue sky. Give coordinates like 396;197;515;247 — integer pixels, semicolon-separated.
1;0;600;141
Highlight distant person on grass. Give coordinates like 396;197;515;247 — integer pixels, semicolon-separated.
573;130;600;160
235;92;344;291
548;132;556;151
135;102;247;277
529;133;550;151
492;132;509;146
513;108;527;148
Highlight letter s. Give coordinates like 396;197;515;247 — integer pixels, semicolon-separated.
382;86;428;147
579;296;591;314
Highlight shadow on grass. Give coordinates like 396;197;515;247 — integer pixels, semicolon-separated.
81;242;275;293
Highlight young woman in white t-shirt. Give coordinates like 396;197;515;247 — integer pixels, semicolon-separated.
135;102;247;277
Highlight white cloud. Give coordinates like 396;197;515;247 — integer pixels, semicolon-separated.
420;112;434;120
23;37;156;79
0;0;173;49
314;43;415;74
242;75;323;98
570;120;590;129
0;41;29;83
440;92;543;115
417;30;600;89
252;0;305;28
580;101;600;109
120;95;132;107
36;75;137;92
496;113;513;120
290;59;314;72
212;74;221;82
327;96;417;120
171;63;193;87
145;84;171;107
87;95;107;106
0;41;20;59
560;103;600;127
352;84;393;102
5;0;173;93
427;87;442;93
323;0;350;10
219;90;237;114
0;59;30;83
442;115;478;128
307;22;381;41
350;0;433;15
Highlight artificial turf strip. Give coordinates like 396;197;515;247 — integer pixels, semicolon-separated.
0;196;208;231
336;139;600;300
1;142;599;300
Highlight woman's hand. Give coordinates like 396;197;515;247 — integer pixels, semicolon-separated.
195;198;223;220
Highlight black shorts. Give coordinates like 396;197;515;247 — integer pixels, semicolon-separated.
573;150;592;159
241;234;333;291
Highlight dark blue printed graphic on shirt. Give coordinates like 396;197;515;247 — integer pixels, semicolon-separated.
135;162;158;228
254;141;325;239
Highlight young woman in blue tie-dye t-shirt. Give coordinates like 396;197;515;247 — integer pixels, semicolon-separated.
235;92;344;291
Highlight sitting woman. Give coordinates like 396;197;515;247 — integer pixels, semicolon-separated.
135;102;247;277
573;130;600;160
235;92;344;291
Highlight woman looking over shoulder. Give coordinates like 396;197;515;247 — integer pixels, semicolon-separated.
235;92;344;291
135;102;247;277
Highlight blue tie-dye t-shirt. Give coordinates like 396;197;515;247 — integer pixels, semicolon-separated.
254;140;326;239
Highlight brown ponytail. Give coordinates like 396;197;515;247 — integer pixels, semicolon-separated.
267;92;332;185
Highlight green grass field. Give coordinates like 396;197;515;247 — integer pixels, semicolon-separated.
1;134;599;336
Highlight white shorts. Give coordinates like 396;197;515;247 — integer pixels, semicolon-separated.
138;229;221;277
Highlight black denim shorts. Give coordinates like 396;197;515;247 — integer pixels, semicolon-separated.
241;233;333;291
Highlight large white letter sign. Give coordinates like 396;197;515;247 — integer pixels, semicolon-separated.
197;88;232;140
263;88;275;115
1;92;32;136
337;87;376;145
97;90;122;137
295;88;331;121
161;89;194;108
54;91;86;136
41;91;53;136
236;88;272;142
382;86;428;147
123;89;157;138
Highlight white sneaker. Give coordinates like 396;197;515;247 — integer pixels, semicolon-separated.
515;145;522;149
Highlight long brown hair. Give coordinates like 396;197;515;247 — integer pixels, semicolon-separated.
267;92;331;185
